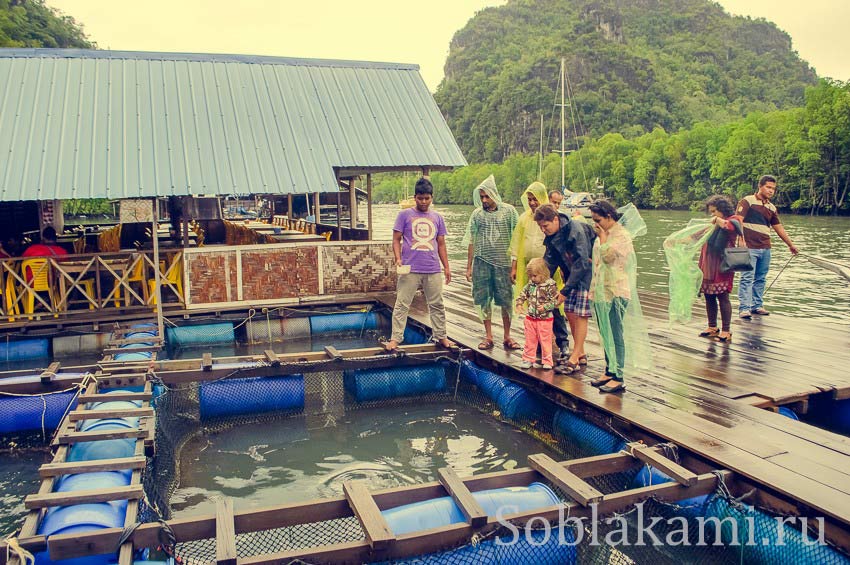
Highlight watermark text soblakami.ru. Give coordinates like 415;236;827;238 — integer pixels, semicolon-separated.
493;503;827;547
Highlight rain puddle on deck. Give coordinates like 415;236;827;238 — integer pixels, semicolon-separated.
170;402;559;517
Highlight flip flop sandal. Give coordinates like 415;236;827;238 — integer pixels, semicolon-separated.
503;339;522;350
578;355;588;366
698;328;720;338
478;339;494;350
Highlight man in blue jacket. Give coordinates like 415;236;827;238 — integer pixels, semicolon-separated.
534;204;596;374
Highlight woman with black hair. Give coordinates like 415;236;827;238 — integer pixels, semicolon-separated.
698;195;744;342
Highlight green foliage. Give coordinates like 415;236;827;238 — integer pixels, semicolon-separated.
379;80;850;214
435;0;816;163
64;199;112;216
0;0;93;48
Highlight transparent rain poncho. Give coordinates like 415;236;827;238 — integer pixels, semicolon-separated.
662;219;713;324
590;204;652;380
462;175;518;268
509;181;563;298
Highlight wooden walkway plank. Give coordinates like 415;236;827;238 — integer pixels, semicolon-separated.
342;480;395;551
56;428;149;444
78;391;152;403
528;453;603;506
39;456;147;478
436;467;487;528
68;407;154;421
215;498;238;565
40;362;61;384
25;485;144;509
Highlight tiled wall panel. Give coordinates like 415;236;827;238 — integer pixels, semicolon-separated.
321;244;396;294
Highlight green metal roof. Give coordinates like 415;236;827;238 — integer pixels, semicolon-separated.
0;49;467;201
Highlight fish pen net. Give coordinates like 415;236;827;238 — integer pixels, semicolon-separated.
143;358;850;565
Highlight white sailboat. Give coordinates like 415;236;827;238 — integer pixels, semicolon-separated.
550;58;601;217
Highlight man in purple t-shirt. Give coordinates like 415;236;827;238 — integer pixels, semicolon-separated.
385;178;452;351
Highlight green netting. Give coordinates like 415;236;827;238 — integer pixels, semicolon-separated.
663;219;714;324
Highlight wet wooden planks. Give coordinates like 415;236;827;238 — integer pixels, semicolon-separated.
376;271;850;526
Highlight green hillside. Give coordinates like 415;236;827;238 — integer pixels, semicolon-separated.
0;0;92;49
435;0;817;163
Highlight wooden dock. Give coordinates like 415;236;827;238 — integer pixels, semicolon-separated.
379;266;850;536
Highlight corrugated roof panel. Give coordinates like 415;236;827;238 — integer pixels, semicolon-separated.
0;49;466;201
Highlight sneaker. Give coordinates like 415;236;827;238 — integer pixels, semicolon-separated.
751;308;770;315
541;364;553;370
739;311;752;319
532;362;543;368
517;361;533;369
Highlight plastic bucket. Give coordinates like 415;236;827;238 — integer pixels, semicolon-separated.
343;366;446;402
199;375;304;420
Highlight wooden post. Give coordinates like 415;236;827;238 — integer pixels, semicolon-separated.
215;498;237;565
287;194;293;219
349;177;357;229
367;173;373;241
421;166;430;179
152;199;165;341
336;191;342;241
313;192;321;223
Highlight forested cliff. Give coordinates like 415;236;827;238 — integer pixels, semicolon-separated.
435;0;817;163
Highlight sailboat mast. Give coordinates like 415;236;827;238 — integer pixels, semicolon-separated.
538;114;544;180
560;57;566;191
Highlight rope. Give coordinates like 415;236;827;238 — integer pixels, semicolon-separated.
4;535;35;565
764;254;797;293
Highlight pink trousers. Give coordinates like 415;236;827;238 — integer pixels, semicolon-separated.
523;316;554;365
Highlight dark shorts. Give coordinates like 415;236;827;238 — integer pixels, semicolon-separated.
564;288;592;318
471;257;513;320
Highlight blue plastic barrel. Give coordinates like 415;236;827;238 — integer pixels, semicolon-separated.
113;351;152;361
0;338;49;361
383;482;559;535
36;501;128;565
496;383;542;422
167;323;235;347
0;390;77;434
309;312;378;334
67;421;137;462
343;366;446;401
476;371;511;402
402;325;429;345
553;409;626;456
199;375;304;420
777;406;799;421
632;466;709;519
54;470;132;492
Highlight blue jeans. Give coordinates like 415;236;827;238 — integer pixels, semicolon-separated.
738;248;771;312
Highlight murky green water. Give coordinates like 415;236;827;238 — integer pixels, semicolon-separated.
170;402;559;518
0;450;47;536
372;204;850;322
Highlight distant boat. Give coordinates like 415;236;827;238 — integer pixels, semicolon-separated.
560;192;594;217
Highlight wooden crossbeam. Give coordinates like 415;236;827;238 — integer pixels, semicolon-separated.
215;498;238;565
108;336;164;347
627;442;698;486
528;453;603;506
40;362;61;384
264;350;280;366
323;346;342;360
56;428;149;444
25;485;143;509
102;345;161;355
437;467;487;528
79;391;152;403
68;407;153;421
343;481;395;551
39;456;147;478
202;353;213;372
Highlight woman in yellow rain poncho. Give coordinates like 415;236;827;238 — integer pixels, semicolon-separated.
509;182;568;359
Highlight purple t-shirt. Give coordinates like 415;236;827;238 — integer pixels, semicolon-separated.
394;208;447;274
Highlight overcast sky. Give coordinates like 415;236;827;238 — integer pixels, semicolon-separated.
49;0;849;91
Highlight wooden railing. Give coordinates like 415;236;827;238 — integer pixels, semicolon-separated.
1;251;185;322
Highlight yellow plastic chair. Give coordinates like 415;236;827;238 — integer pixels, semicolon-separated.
149;255;183;305
112;255;148;307
20;258;56;314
